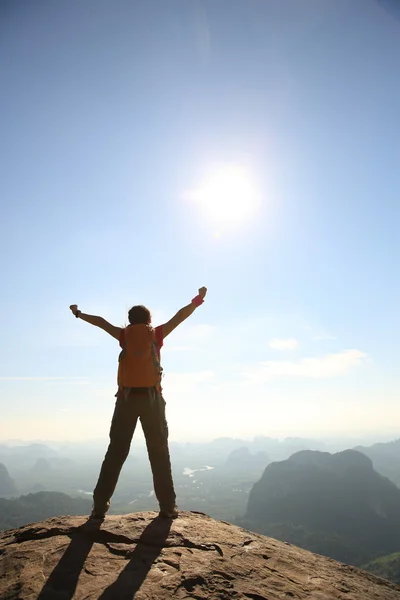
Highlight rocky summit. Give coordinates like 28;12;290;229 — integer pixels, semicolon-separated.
1;511;399;600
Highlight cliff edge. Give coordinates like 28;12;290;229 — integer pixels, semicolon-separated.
1;511;399;599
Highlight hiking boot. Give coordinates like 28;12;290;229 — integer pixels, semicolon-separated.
159;505;179;519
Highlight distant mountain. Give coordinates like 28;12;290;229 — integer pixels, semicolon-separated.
354;439;400;486
363;553;400;585
241;450;400;566
211;436;327;463
168;436;328;468
0;491;92;531
31;458;52;474
0;438;331;473
249;436;328;462
224;447;269;472
0;443;57;458
0;443;58;470
0;463;17;498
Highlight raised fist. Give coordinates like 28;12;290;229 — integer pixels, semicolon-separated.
69;304;79;316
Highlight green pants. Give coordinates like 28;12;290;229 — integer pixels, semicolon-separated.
93;388;176;513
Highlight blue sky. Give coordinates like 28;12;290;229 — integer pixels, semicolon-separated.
0;0;399;442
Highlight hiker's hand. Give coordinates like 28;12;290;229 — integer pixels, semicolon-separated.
69;304;79;316
198;287;207;299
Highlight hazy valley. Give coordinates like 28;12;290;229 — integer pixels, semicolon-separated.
1;434;400;584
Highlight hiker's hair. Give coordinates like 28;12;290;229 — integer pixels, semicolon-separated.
128;305;151;325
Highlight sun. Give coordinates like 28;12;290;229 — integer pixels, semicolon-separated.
188;165;260;226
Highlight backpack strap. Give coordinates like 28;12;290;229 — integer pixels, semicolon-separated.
151;334;163;387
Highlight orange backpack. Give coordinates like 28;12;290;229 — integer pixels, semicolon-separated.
117;324;162;389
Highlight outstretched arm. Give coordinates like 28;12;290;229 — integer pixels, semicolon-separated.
161;287;207;338
69;305;122;341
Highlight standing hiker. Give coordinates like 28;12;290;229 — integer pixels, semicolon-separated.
69;286;207;520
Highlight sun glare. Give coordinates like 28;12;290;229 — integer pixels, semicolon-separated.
189;165;260;226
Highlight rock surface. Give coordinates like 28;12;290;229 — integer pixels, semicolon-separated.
1;511;399;600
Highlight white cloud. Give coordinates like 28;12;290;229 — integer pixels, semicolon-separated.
0;377;88;382
269;338;299;351
243;349;368;382
47;380;90;386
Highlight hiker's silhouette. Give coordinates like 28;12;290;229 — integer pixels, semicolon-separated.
69;286;207;519
98;516;172;600
36;516;172;599
36;519;102;600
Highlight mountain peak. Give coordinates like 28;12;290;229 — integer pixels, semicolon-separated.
287;449;374;470
0;462;17;497
1;511;399;599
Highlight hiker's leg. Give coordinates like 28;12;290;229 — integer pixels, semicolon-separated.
93;395;138;513
140;389;177;511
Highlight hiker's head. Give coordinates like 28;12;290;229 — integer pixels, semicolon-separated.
128;305;151;325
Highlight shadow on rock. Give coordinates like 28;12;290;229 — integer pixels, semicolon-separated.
36;517;172;600
99;516;172;600
36;519;102;600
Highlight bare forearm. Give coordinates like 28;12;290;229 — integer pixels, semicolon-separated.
161;303;197;337
174;303;196;324
70;304;121;340
159;288;207;338
78;313;106;328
